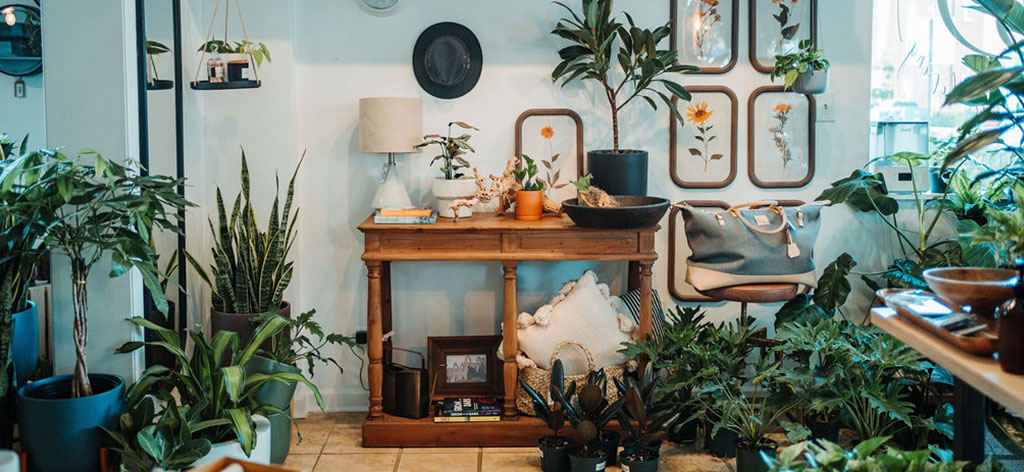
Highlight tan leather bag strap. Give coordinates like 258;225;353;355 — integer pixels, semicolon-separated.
729;202;790;234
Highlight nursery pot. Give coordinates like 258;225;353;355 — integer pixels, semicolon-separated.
586;430;620;466
268;408;292;464
587;150;648;196
17;373;125;472
621;437;663;456
247;355;301;410
146;300;176;372
667;411;698;444
792;69;829;95
620;448;660;472
708;429;738;458
190;415;272;468
515;190;544;221
432;177;478;219
930;167;948;194
735;443;776;472
808;415;841;443
568;445;608;472
538;436;576;472
211;301;291;351
11;300;38;386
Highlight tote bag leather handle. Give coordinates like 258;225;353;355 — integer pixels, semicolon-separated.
727;201;790;235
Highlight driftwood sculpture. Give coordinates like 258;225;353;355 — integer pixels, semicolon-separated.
449;156;562;222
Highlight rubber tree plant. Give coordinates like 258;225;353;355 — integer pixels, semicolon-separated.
35;149;189;397
551;0;697;151
557;369;623;459
519;359;577;468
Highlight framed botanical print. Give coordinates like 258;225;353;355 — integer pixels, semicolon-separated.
747;86;816;188
515;109;584;204
749;0;818;73
670;0;739;74
427;335;504;400
670;86;738;188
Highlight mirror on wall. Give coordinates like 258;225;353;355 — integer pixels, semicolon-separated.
0;4;41;78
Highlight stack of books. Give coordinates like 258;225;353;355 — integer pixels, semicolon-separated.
373;207;437;225
433;397;501;423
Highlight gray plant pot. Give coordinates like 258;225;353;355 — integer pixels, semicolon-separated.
792;69;829;95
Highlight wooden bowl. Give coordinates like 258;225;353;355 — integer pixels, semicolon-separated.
561;196;670;229
922;267;1017;318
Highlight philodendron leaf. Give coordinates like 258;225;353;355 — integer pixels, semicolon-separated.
813;253;857;312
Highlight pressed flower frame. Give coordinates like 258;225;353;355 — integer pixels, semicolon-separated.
514;108;584;204
669;86;738;189
749;0;818;73
670;0;739;74
747;86;816;188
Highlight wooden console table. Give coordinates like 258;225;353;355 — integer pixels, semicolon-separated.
358;213;658;447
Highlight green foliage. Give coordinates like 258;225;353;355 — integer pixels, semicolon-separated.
198;40;271;67
550;0;697;151
698;353;798;448
519;359;573;437
146;41;170;56
114;314;325;462
557;368;623;455
252;308;358;378
570;173;594;193
187;150;300;315
416;122;478;180
513;154;545;192
963;184;1024;262
770;39;830;90
614;363;678;449
765;437;969;472
105;399;212;472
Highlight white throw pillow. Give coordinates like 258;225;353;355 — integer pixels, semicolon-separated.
514;270;635;376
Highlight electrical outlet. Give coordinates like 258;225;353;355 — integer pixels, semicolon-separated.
817;93;836;122
355;330;368;344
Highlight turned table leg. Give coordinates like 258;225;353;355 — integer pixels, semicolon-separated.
638;261;654;341
366;261;384;420
502;261;519;419
382;262;393;365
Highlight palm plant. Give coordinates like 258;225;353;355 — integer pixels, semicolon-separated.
551;0;697;152
187;150;301;315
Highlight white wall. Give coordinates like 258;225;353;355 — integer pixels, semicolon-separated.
0;1;44;144
174;0;882;414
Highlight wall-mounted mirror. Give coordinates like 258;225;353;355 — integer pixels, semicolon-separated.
0;4;41;77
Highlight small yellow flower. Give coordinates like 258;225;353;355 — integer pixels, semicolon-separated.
541;126;555;139
686;102;713;125
774;103;792;114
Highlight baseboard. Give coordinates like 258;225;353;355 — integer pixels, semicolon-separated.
293;387;370;417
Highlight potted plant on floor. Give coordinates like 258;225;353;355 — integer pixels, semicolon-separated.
559;369;624;468
14;149;188;472
513;154;546;221
416;121;479;219
616;365;678;472
111;313;326;469
770;39;830;94
551;0;697;196
764;437;971;472
186;150;301;347
521;359;578;472
248;308;357;463
775;319;852;443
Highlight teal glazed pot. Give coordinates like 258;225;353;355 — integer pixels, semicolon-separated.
246;355;301;410
11;300;38;386
587;150;648;196
268;407;293;464
17;374;125;472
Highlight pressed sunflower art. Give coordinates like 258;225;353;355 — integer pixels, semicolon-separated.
686;102;724;172
769;103;794;170
539;126;568;192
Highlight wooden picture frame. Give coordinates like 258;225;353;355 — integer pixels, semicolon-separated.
515;108;584;204
749;0;818;73
670;0;739;74
670;86;738;189
747;86;816;188
427;335;504;400
669;200;806;302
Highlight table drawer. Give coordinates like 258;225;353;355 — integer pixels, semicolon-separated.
379;233;502;253
516;233;639;254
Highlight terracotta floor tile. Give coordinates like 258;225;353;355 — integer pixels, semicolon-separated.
396;452;478;472
281;454;318;472
481;446;538;454
321;424;396;454
659;453;734;472
314;453;397;472
480;452;538;472
333;412;367;425
290;424;333;455
402;447;480;454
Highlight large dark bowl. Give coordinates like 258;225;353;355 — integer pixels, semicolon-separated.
562;196;670;229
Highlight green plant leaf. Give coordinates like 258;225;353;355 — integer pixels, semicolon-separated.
813;253;857;312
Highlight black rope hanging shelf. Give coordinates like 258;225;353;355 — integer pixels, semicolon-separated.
191;0;265;90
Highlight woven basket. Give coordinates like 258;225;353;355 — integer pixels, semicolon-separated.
516;340;624;415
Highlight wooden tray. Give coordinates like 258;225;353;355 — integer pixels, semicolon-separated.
877;288;998;355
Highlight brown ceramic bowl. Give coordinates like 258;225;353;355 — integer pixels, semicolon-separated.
922;267;1017;318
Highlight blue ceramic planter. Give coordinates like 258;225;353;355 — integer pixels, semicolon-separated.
11;301;38;386
17;374;125;472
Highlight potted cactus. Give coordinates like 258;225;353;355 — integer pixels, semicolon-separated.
520;359;578;472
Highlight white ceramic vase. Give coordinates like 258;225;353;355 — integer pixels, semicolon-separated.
188;415;272;469
432;177;478;219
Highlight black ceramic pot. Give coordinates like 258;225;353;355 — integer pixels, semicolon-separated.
708;429;738;458
620;448;660;472
538;436;576;472
587;150;648;196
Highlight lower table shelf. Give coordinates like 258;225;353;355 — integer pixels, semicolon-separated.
362;413;631;448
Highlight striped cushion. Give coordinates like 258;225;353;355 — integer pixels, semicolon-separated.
619;289;666;340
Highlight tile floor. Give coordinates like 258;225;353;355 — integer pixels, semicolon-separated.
282;413;738;472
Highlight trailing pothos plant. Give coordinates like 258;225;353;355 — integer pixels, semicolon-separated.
770;39;829;90
187;150;301;315
252;308;358;377
551;0;698;152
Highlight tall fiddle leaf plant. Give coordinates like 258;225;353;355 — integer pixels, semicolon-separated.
187;150;301;314
551;0;697;152
39;149;189;397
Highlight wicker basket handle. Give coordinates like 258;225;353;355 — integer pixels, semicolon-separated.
549;340;596;373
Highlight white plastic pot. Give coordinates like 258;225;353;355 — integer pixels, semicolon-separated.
189;415;271;468
432;177;479;219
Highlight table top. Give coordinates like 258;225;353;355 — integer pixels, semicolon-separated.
871;307;1024;417
358;212;659;233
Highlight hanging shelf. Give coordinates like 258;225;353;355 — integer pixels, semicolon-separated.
192;0;264;91
190;79;260;90
147;79;174;91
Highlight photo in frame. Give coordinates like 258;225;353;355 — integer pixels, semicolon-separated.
749;0;818;73
748;87;816;188
670;0;739;73
427;335;503;400
515;109;584;205
669;87;738;189
669;200;807;301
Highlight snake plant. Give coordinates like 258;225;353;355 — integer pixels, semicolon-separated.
187;150;302;314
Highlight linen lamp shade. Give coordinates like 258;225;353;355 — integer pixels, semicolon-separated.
359;97;423;154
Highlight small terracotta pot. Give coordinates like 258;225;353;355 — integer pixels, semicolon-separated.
515;190;543;221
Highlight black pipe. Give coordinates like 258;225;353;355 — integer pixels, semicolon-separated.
134;0;155;364
173;0;187;343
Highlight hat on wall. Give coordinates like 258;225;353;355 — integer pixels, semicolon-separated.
412;22;482;100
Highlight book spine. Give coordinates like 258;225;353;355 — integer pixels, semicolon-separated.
379;209;432;217
373;215;437;224
433;416;501;423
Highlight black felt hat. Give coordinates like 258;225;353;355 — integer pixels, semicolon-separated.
412;22;482;100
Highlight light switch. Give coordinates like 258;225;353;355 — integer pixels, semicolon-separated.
817;93;836;122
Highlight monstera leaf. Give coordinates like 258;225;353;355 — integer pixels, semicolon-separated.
817;170;898;215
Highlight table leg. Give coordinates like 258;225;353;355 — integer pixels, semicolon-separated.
953;377;986;463
502;261;519;419
382;262;393;365
366;261;384;420
638;261;654;341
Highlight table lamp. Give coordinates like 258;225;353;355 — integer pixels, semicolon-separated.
359;97;423;209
